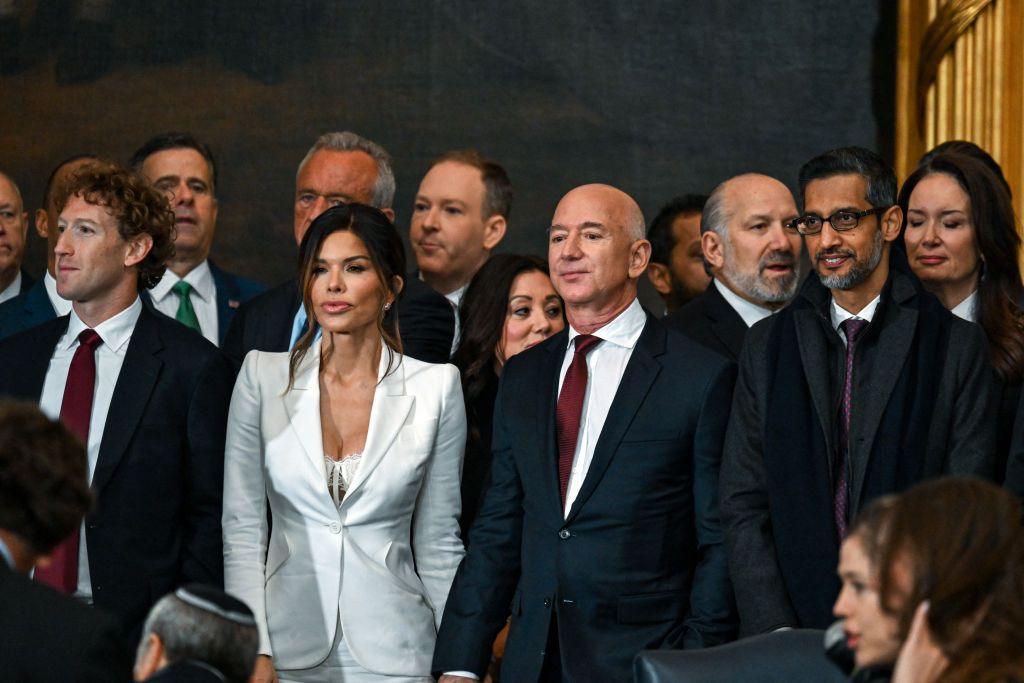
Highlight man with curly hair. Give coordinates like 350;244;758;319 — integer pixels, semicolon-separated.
0;161;234;643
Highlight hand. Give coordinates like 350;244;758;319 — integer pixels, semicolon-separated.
892;602;949;683
249;655;278;683
439;677;477;683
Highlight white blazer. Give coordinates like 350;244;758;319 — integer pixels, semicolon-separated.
222;342;466;675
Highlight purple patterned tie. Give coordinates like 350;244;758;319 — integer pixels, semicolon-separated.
556;334;602;507
835;318;868;541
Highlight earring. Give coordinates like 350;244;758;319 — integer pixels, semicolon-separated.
383;301;392;311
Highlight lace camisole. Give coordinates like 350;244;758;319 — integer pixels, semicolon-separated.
324;453;362;507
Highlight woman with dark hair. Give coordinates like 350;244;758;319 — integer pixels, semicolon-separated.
835;476;1024;683
223;204;466;683
898;152;1024;481
452;253;564;538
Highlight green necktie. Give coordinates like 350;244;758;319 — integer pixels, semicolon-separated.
171;280;202;333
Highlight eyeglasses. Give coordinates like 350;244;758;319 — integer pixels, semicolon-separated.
785;207;888;235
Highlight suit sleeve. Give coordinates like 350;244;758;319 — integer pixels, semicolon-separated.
181;349;233;588
412;364;467;628
432;368;524;677
399;280;455;364
72;611;133;682
945;322;998;479
221;351;273;655
719;336;799;634
683;360;738;648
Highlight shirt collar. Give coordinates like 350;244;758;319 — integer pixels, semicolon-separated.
445;282;469;309
830;293;882;331
950;290;978;322
44;271;74;316
714;278;775;328
0;271;21;302
61;297;143;353
0;537;13;569
566;297;646;350
148;260;215;304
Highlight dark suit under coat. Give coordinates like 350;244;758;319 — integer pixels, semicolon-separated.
221;275;454;368
433;315;737;682
720;267;997;636
664;280;748;362
0;305;233;637
0;559;132;682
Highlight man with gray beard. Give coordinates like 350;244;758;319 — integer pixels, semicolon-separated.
666;174;802;361
719;146;997;635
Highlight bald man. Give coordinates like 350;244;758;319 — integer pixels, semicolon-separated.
0;171;31;305
666;173;803;361
434;184;737;682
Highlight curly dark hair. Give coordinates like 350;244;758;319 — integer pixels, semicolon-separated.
0;401;93;556
56;160;176;290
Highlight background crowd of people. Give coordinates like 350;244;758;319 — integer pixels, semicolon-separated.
0;130;1021;682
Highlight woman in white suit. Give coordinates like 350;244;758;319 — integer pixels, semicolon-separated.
223;204;466;682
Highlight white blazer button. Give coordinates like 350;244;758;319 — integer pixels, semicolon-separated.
329;522;342;534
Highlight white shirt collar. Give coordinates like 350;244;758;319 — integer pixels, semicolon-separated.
44;271;76;316
0;271;21;304
445;282;469;309
61;297;143;353
950;290;978;322
148;260;215;304
714;278;775;328
830;293;882;332
566;297;646;350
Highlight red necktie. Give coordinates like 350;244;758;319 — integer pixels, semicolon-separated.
556;334;602;507
35;329;103;593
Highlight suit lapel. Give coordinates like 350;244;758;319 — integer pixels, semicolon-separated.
209;261;241;344
565;318;664;523
539;330;569;521
704;282;747;359
13;316;68;401
794;308;836;457
342;355;413;504
282;341;328;477
92;309;163;493
24;280;57;327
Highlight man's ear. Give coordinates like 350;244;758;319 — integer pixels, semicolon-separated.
646;262;672;296
628;239;652;279
482;214;507;250
881;205;903;243
702;231;725;270
133;633;164;681
381;207;396;223
34;209;49;239
124;233;154;269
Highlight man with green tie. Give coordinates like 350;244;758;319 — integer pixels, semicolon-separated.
131;133;265;345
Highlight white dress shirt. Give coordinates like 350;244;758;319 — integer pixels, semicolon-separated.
148;260;219;345
714;278;775;328
950;290;978;322
830;294;881;346
0;270;21;304
38;298;142;601
44;271;74;316
445;282;468;357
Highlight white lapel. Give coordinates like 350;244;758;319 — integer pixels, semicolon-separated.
341;349;413;504
282;340;328;477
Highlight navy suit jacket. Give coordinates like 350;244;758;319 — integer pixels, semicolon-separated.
0;261;264;343
433;315;737;682
0;305;233;637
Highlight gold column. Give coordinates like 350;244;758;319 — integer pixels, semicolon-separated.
898;0;1024;223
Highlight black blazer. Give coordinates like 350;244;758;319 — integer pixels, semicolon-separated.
221;275;454;368
664;280;748;362
207;261;266;344
0;305;233;636
433;315;737;682
0;560;132;681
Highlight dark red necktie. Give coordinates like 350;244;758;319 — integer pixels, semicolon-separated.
556;334;602;507
35;329;103;593
835;318;868;541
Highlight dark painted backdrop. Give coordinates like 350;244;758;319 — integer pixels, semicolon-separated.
0;1;894;288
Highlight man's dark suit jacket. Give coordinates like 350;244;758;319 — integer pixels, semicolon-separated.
0;261;264;343
0;559;132;681
221;274;454;368
720;267;997;636
665;280;748;362
433;314;737;683
0;305;233;636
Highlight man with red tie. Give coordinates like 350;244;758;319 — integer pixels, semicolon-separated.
434;184;737;682
0;161;232;640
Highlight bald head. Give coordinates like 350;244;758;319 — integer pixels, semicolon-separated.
0;171;29;291
554;183;646;241
700;173;803;308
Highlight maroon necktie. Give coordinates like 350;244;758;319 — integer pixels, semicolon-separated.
556;334;602;507
34;329;103;593
835;318;868;541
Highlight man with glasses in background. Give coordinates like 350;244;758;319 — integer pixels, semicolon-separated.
719;146;997;636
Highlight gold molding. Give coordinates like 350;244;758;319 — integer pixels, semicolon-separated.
917;0;994;125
